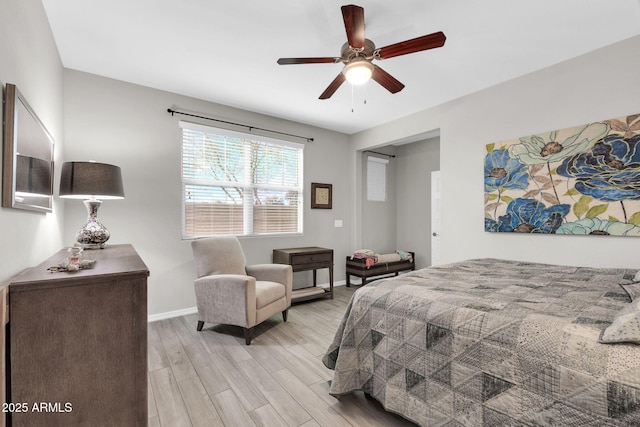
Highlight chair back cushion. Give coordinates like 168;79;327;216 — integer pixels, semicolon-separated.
191;236;247;278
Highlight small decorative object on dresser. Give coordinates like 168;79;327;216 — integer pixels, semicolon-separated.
311;182;332;209
273;246;334;302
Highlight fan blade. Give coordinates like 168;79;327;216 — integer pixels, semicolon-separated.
341;5;365;48
277;57;339;65
377;31;446;59
319;73;346;99
371;65;405;94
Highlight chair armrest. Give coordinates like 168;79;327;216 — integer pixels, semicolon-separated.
194;274;257;327
246;264;292;284
246;264;293;305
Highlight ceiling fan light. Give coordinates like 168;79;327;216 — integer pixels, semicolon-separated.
343;60;374;85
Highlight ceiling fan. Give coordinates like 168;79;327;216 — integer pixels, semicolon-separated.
277;4;446;100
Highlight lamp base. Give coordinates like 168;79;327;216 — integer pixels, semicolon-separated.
77;242;107;250
76;199;110;249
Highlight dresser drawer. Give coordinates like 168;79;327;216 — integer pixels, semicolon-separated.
291;252;332;266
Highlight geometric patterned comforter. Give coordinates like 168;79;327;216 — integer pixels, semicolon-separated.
323;259;640;426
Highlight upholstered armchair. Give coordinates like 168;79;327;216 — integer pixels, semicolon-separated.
191;236;293;345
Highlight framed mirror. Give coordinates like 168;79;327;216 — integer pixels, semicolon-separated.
2;83;55;213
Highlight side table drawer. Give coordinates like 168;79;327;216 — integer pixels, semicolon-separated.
291;252;332;265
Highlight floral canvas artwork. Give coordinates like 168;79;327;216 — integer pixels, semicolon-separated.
484;114;640;236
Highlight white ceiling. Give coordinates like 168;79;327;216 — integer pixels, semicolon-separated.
42;0;640;135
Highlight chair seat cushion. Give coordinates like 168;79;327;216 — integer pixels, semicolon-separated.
255;281;286;309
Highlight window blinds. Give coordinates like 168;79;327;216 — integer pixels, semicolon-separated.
367;156;388;202
180;121;304;237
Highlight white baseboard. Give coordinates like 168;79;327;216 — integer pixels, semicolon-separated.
147;280;348;323
148;306;197;323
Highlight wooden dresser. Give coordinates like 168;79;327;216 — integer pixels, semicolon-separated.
0;285;8;427
6;244;149;427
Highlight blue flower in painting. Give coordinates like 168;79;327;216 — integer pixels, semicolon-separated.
484;149;529;192
484;218;499;232
485;198;570;233
557;134;640;202
556;218;640;236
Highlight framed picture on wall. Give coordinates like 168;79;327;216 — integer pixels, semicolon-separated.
311;182;332;209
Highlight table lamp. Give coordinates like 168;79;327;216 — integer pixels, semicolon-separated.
59;161;124;248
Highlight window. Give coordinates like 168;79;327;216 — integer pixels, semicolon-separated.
367;156;388;202
181;121;304;238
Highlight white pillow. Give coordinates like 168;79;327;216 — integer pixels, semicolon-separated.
353;249;375;256
600;299;640;345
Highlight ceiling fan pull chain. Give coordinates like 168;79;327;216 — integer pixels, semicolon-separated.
351;84;355;113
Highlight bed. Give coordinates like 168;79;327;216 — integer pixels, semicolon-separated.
323;258;640;426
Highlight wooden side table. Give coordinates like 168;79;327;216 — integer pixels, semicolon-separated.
273;247;333;302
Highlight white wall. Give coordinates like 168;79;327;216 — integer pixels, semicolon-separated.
395;137;440;269
360;148;397;252
63;70;352;315
352;35;640;269
0;0;64;282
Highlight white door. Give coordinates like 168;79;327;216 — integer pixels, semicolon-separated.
431;171;441;266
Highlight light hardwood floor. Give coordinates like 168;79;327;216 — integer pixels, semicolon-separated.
148;285;417;427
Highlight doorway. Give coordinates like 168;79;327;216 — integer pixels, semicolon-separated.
431;170;441;266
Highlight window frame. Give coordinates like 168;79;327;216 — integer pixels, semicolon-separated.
180;121;304;239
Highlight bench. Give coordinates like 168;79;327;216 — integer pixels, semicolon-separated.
345;251;415;287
